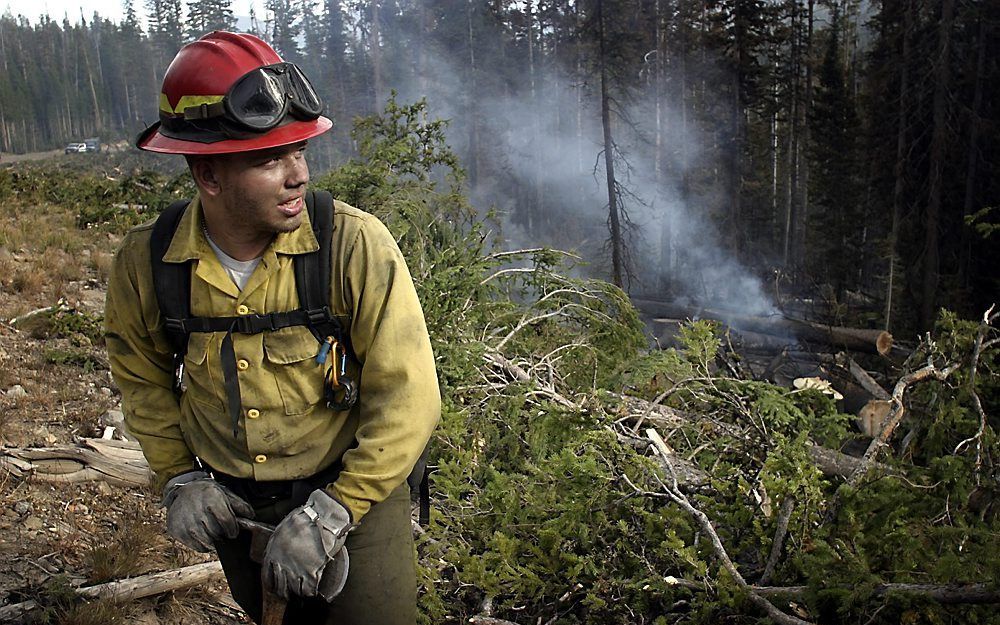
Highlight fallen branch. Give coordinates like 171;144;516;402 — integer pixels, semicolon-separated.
953;304;997;473
753;583;1000;604
468;617;524;625
844;356;891;400
0;438;152;486
0;561;224;622
8;302;69;327
644;429;816;625
483;350;580;410
614;395;889;479
759;497;795;585
611;428;710;488
847;361;960;488
635;578;1000;605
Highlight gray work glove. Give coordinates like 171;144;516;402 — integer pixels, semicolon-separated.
161;470;255;553
262;488;354;601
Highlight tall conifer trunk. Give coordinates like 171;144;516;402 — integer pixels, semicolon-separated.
466;0;480;188
783;0;800;266
797;0;814;264
885;0;913;331
370;1;382;110
598;0;624;288
959;12;985;288
655;0;672;291
921;0;955;330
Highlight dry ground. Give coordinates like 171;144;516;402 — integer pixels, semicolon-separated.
0;189;247;623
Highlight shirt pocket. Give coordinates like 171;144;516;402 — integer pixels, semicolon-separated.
263;326;326;415
183;332;225;411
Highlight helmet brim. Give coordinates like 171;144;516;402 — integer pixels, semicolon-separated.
137;116;332;155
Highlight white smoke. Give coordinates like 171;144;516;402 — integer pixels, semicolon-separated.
384;29;776;318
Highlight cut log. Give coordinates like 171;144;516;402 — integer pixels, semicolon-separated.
0;438;152;486
0;561;224;622
633;298;894;356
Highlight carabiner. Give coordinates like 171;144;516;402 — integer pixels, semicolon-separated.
326;375;358;411
322;339;358;411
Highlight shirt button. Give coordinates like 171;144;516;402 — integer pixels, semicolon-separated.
254;454;267;464
237;359;250;371
237;304;250;315
247;408;260;419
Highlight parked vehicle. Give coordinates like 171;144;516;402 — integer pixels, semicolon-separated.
83;137;100;152
64;142;87;154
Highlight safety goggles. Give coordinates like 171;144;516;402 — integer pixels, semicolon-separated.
181;62;323;132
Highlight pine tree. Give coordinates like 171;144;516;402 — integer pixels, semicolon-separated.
146;0;184;67
267;0;302;63
806;5;860;295
186;0;235;39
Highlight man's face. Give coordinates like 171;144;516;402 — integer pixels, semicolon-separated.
208;141;311;236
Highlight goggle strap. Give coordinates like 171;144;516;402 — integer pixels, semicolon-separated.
183;101;227;121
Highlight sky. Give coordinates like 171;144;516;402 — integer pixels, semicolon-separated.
1;0;266;27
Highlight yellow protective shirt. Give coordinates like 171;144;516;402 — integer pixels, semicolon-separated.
105;195;441;521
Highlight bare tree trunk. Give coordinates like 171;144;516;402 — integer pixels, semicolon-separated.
797;0;814;264
792;0;816;262
678;28;691;283
598;0;624;288
729;2;746;255
920;0;955;330
576;3;585;177
83;41;102;132
528;0;543;232
885;0;913;331
0;18;7;74
783;0;801;267
655;0;672;292
771;61;779;245
466;0;480;188
370;1;383;110
417;0;428;95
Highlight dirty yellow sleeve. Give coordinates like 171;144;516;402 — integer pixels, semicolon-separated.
105;220;198;490
325;201;441;520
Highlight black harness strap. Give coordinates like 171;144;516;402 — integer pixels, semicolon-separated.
151;199;194;394
150;191;346;437
294;189;347;348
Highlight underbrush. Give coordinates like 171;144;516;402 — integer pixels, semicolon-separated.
0;152;193;234
317;98;999;625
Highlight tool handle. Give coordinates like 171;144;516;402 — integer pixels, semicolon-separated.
261;583;288;625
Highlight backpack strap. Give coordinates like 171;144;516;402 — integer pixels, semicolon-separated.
150;199;193;395
296;190;352;352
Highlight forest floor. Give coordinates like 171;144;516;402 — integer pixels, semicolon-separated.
0;170;248;624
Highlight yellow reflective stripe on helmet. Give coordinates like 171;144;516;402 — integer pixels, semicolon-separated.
159;93;225;115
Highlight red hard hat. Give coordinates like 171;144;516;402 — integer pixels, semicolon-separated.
137;31;331;155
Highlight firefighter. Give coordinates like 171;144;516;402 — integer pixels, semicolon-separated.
105;31;440;624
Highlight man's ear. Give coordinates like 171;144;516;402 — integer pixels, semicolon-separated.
189;157;223;197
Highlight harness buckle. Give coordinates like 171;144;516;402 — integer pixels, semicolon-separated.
234;315;255;334
164;318;187;335
306;307;331;325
